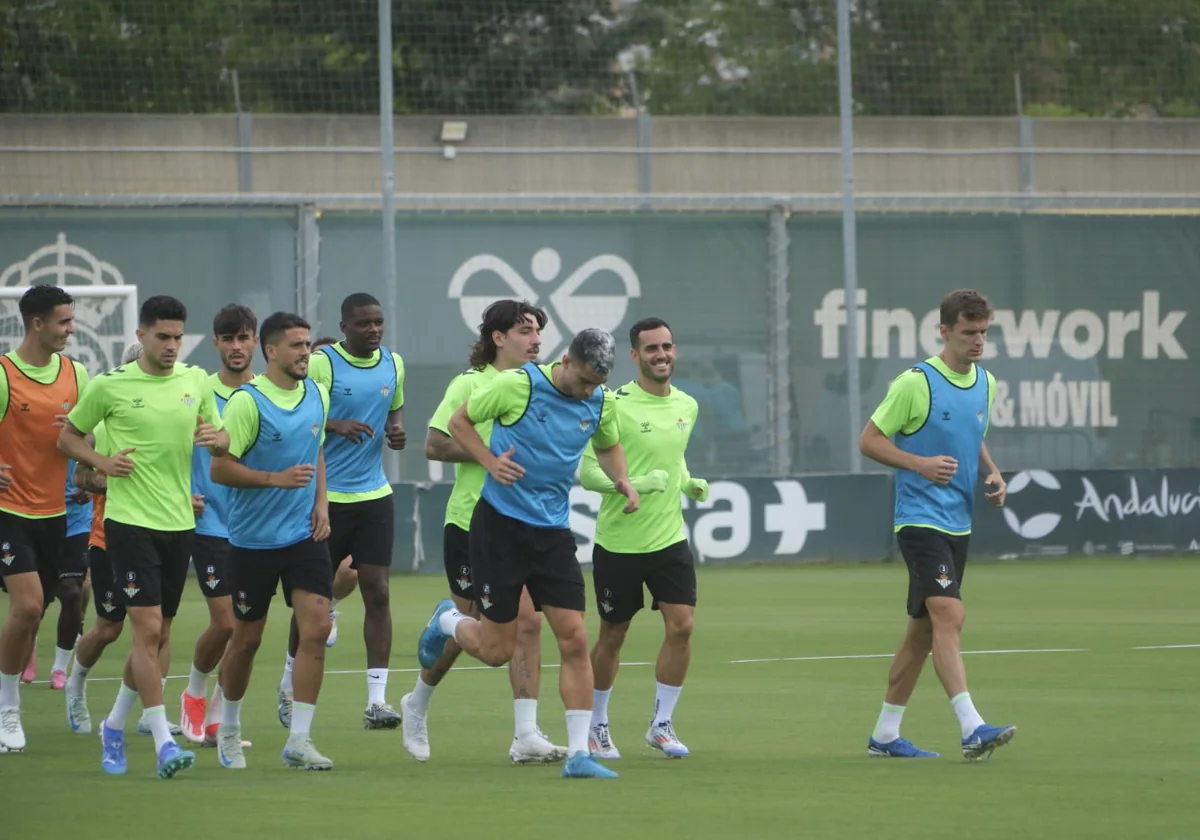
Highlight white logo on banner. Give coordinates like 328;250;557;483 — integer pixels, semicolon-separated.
448;248;641;361
570;480;827;565
1002;469;1063;539
0;233;203;371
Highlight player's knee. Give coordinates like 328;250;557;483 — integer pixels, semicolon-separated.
926;598;964;633
7;594;42;627
554;623;589;662
515;609;542;642
360;580;390;613
597;619;630;649
57;578;84;606
664;611;694;642
300;615;332;648
96;620;124;644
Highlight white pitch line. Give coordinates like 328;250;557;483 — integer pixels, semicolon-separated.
732;647;1090;664
27;661;655;686
24;643;1196;685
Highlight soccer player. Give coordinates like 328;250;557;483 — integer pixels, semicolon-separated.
417;328;638;780
276;293;405;730
59;295;229;779
579;317;709;760
65;341;144;735
0;284;88;752
403;299;566;764
309;334;356;649
859;288;1016;761
47;462;93;689
179;305;257;745
211;311;334;770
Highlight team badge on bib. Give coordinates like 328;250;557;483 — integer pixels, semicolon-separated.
181;393;196;408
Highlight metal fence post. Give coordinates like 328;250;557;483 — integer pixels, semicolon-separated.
767;206;792;476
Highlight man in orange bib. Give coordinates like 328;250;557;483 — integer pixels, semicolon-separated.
0;285;90;753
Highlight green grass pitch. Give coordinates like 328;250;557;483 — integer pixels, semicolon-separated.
4;556;1197;840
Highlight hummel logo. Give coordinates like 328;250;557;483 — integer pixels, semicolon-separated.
942;411;951;421
132;398;145;408
640;421;652;433
342;387;353;396
18;403;29;412
271;432;282;442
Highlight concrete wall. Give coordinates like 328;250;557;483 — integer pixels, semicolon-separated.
3;114;1199;198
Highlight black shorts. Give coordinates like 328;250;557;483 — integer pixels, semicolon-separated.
193;534;232;598
328;495;395;569
89;546;126;623
468;498;585;624
59;533;90;581
443;524;474;600
0;509;65;606
104;520;194;618
229;537;333;623
896;526;969;618
592;540;697;624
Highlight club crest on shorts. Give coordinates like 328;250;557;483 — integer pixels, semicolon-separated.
456;565;472;591
123;570;139;599
480;583;493;611
0;542;13;565
935;564;952;589
600;587;614;614
236;590;251;615
205;565;220;590
101;591;116;613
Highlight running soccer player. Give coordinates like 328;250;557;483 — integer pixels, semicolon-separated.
417;328;637;780
0;284;89;753
65;342;142;735
59;295;229;779
403;299;565;764
179;305;257;745
211;311;334;771
309;335;356;649
579;317;708;760
859;288;1016;761
46;462;93;689
276;294;405;730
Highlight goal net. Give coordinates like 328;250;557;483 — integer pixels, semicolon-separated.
0;284;139;377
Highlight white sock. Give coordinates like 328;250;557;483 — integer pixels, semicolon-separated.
652;682;682;726
143;705;174;752
872;702;906;743
410;675;435;715
565;710;590;757
514;698;538;738
591;688;612;727
291;701;315;739
67;658;92;693
106;682;139;731
0;672;20;710
280;654;294;693
204;686;224;727
367;669;388;706
951;692;986;738
438;608;470;638
186;663;209;699
52;646;73;673
329;597;341;612
221;697;242;729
